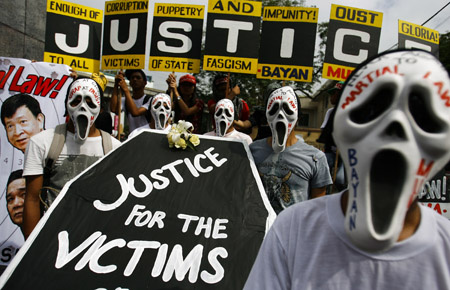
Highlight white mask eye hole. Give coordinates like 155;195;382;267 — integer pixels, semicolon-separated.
85;96;97;109
350;86;395;124
225;109;232;118
163;102;170;110
154;102;161;110
282;103;294;115
408;89;444;133
268;103;279;116
69;95;82;107
215;108;223;117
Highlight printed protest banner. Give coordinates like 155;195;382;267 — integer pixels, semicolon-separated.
398;20;439;57
203;0;262;74
102;0;149;70
419;167;450;219
0;131;276;289
0;57;71;268
149;3;205;73
257;7;318;82
323;4;383;81
44;0;103;73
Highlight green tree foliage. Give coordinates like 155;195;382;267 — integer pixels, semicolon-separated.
439;31;450;74
195;1;327;110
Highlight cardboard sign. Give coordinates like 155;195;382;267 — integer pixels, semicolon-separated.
149;3;204;73
257;7;318;82
44;0;103;73
322;4;383;81
0;57;70;267
419;168;450;219
398;20;439;58
203;0;262;74
101;0;149;70
0;131;275;289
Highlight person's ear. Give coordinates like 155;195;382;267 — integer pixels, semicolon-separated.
37;113;45;130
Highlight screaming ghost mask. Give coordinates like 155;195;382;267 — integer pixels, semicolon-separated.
266;86;298;153
67;78;101;142
151;93;172;130
333;50;450;252
215;99;235;137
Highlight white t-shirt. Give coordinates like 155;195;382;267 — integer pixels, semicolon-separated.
244;192;450;290
204;129;253;145
23;128;122;176
122;95;151;133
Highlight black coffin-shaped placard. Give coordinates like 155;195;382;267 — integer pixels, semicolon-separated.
0;130;275;290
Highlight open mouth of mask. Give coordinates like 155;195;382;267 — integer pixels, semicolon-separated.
76;115;89;140
275;122;286;146
219;121;227;137
370;149;406;235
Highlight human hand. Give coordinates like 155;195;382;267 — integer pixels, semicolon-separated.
69;68;78;79
166;73;176;86
118;78;129;92
115;70;124;85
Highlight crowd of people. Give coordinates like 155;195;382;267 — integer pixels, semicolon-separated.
2;49;450;289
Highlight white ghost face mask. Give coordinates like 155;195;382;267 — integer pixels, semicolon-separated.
266;86;298;153
67;78;101;142
151;93;171;130
215;99;234;137
333;50;450;252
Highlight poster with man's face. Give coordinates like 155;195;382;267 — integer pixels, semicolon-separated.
0;57;71;267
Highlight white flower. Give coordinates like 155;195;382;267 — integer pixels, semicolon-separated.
177;120;193;132
167;121;200;150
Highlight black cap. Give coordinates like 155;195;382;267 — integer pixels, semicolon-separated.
125;69;146;81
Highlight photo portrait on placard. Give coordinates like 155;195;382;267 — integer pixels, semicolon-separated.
0;57;70;269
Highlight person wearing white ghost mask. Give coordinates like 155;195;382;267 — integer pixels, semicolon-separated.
204;99;252;145
22;77;122;239
249;85;331;214
244;50;450;290
129;93;173;138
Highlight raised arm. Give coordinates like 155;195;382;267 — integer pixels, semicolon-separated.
118;77;147;117
110;72;123;115
23;175;44;239
170;79;201;116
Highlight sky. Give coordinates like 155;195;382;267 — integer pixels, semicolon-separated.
68;0;450;91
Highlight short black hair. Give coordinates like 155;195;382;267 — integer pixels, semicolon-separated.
125;69;147;81
7;170;24;188
1;94;43;126
64;76;104;116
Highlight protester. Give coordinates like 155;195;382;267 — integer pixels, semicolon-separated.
167;73;204;134
250;85;331;214
110;69;152;134
208;74;250;131
1;94;45;153
129;93;172;138
244;49;450;290
204;99;252;145
317;81;346;192
6;170;26;227
22;77;121;238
